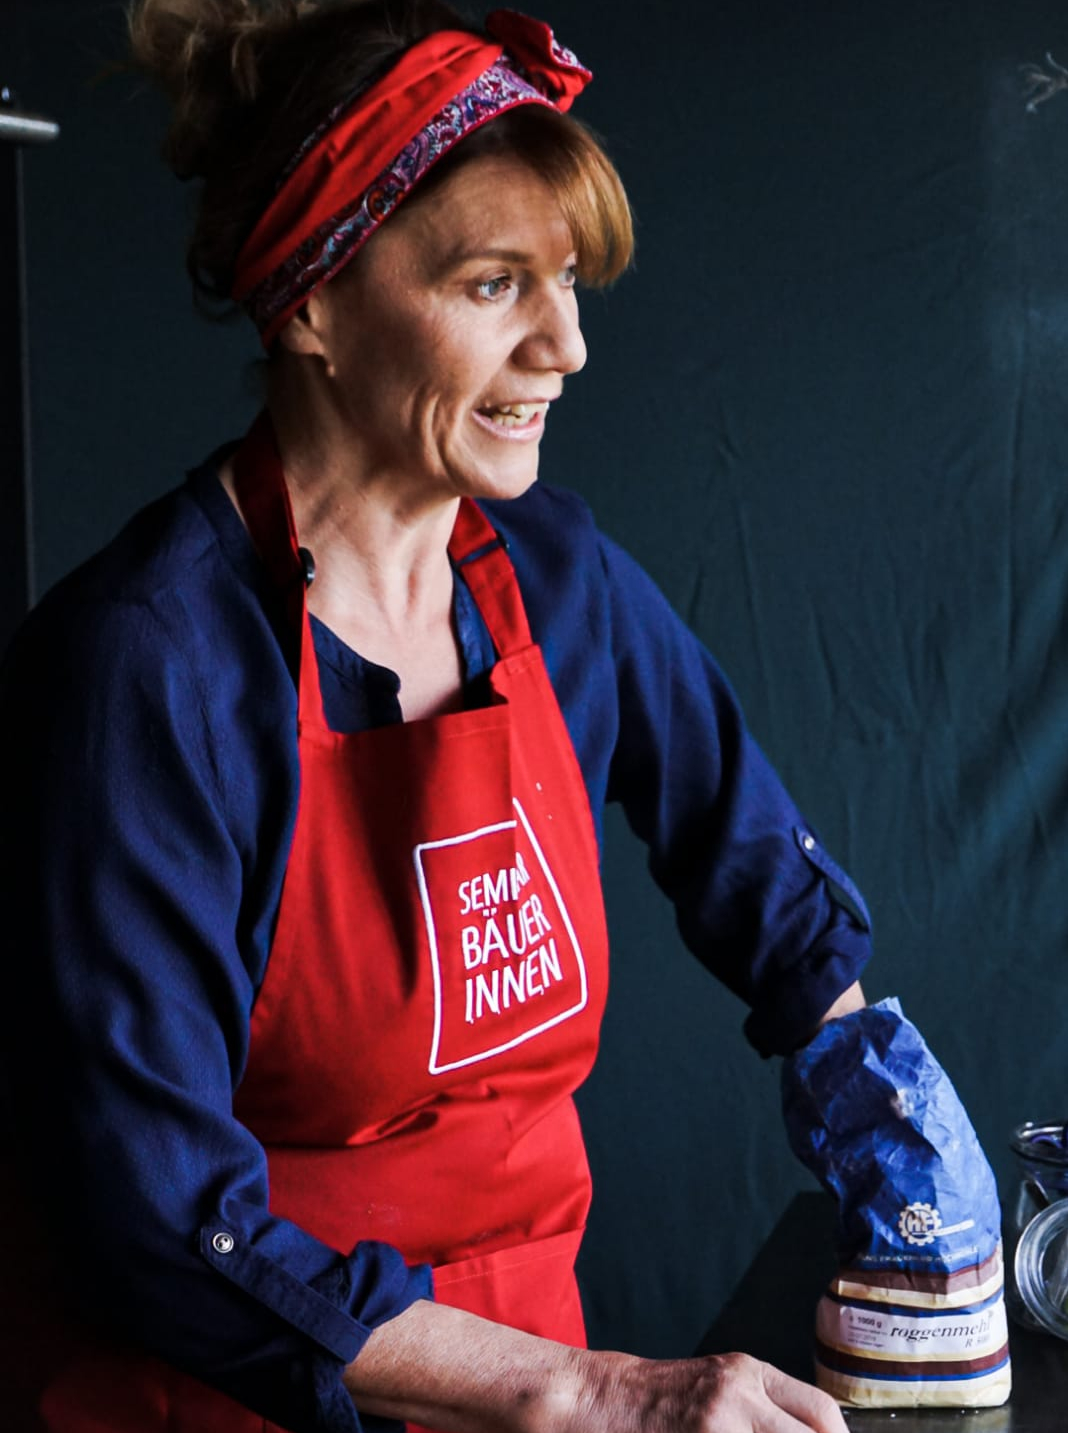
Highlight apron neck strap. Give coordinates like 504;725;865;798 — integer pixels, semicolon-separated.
230;411;326;728
448;498;533;655
231;412;305;597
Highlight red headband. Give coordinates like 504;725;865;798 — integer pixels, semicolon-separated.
231;9;592;347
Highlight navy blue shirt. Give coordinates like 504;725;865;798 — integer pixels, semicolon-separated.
0;454;871;1432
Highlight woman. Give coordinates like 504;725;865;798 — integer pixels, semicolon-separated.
0;2;869;1430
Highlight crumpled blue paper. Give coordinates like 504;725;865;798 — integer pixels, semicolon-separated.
782;997;1001;1275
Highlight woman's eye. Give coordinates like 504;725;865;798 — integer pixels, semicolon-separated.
476;275;512;301
560;263;578;289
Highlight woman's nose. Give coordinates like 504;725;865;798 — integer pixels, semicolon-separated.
516;285;587;376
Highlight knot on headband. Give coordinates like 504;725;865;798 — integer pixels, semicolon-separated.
484;10;591;109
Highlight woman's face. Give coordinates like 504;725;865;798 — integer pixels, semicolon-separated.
306;152;587;507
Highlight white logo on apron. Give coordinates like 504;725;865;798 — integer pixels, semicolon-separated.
414;798;589;1074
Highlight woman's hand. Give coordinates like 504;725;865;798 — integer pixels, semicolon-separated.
577;1349;848;1433
346;1300;847;1433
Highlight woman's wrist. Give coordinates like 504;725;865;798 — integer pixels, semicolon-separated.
343;1299;599;1433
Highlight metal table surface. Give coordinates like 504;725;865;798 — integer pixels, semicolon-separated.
698;1192;1066;1432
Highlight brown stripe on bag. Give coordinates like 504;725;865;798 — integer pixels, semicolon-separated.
815;1339;1011;1380
837;1248;1002;1295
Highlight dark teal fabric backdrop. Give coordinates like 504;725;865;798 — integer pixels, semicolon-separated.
5;0;1068;1361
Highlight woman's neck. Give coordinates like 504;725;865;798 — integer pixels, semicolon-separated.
265;369;461;642
219;369;468;721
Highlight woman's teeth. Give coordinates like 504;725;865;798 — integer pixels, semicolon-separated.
483;402;544;427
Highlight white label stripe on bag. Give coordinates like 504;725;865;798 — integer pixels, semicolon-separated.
816;1292;1008;1361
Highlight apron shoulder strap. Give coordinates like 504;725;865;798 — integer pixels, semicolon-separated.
449;499;533;656
230;411;326;729
231;412;305;598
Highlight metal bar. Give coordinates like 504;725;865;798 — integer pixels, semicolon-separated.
0;111;61;145
0;84;60;147
0;86;57;654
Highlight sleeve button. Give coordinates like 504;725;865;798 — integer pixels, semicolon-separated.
801;834;816;852
212;1232;235;1255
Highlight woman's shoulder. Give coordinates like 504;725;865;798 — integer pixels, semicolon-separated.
480;479;597;554
475;483;617;663
3;455;282;717
479;481;664;618
36;453;242;607
478;481;605;604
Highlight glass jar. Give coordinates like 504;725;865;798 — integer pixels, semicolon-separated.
1006;1121;1068;1337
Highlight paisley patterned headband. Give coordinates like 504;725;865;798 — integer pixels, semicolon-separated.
231;9;592;347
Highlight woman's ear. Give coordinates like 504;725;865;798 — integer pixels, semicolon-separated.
274;292;333;365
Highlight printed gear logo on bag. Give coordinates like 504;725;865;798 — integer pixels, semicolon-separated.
898;1201;943;1245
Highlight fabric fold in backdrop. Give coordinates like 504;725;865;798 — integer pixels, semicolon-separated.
782;997;1011;1408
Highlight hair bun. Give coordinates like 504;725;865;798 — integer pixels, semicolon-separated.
127;0;304;179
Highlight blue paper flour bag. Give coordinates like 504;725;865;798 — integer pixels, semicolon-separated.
782;998;1011;1407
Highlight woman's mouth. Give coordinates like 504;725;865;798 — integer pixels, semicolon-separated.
472;401;549;439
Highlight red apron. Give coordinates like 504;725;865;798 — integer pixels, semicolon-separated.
15;414;610;1432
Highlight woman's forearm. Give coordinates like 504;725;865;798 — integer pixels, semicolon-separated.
343;1299;588;1432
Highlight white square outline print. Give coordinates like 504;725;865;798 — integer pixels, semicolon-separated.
414;797;589;1074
